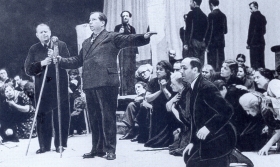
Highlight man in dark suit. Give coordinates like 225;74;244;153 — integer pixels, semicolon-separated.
179;14;188;59
181;57;236;167
205;0;227;71
246;1;267;69
184;0;208;65
114;11;138;95
25;23;70;154
55;12;155;160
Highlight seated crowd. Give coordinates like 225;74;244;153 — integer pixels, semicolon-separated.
119;50;280;162
1;49;280;165
0;68;86;143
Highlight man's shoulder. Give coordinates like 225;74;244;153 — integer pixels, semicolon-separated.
29;42;41;51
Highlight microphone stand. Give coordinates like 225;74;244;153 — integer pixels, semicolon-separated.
52;37;63;158
26;65;49;156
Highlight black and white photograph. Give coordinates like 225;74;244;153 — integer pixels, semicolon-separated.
0;0;280;166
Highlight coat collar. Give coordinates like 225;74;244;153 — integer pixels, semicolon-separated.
84;30;108;59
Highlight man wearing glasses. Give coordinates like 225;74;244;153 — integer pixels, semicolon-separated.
246;1;267;69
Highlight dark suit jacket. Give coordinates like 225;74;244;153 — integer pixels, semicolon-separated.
189;75;236;160
205;9;227;49
247;11;267;46
114;24;138;54
185;7;208;44
25;40;70;111
59;29;150;89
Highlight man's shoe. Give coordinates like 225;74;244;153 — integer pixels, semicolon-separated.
230;148;254;167
55;147;65;153
105;152;116;160
83;151;106;158
36;148;50;154
119;132;134;140
131;134;139;142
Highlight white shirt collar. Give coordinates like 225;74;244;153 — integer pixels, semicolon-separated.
213;6;219;10
41;40;50;47
191;74;200;89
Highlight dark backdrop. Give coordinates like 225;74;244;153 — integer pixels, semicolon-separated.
0;0;103;79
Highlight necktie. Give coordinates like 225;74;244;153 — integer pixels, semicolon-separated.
91;34;97;43
126;25;131;33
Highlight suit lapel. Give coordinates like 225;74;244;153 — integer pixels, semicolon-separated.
190;75;203;114
84;30;108;59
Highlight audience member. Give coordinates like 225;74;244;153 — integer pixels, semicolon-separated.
166;72;191;156
240;92;280;156
184;0;208;64
69;97;86;136
0;83;36;141
219;59;243;87
119;81;151;142
14;75;28;91
236;54;247;67
135;64;153;83
201;64;217;82
246;1;267;69
205;0;227;71
214;80;266;152
237;65;255;90
181;57;236;167
173;61;181;72
145;60;176;148
68;69;85;136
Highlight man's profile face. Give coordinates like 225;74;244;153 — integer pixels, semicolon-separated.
180;58;194;83
249;4;257;13
135;83;146;96
190;0;195;10
89;13;105;33
36;25;51;44
121;12;130;24
14;76;22;85
169;50;176;59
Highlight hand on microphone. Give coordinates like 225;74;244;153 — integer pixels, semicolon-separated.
41;57;52;66
53;55;62;64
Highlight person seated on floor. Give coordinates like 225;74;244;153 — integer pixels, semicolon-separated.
236;65;255;90
69;97;86;137
240;92;280;156
236;54;247;67
219;59;244;87
119;81;152;143
0;83;36;141
166;72;191;156
135;64;153;83
13;74;28;91
144;60;177;148
201;64;217;82
173;61;181;72
214;79;267;152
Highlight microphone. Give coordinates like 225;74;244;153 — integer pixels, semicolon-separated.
51;36;59;62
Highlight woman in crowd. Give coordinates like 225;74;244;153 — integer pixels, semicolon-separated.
144;60;176;148
119;81;150;142
220;59;243;87
254;68;280;121
214;79;267;153
236;54;246;67
166;72;191;156
236;65;255;90
0;83;36;141
240;92;280;156
201;64;217;82
68;69;85;136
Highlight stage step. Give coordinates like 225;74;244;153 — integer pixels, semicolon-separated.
117;122;128;135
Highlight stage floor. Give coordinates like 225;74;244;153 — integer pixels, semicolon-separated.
0;134;279;167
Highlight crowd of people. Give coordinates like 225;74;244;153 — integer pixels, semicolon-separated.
0;0;280;166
